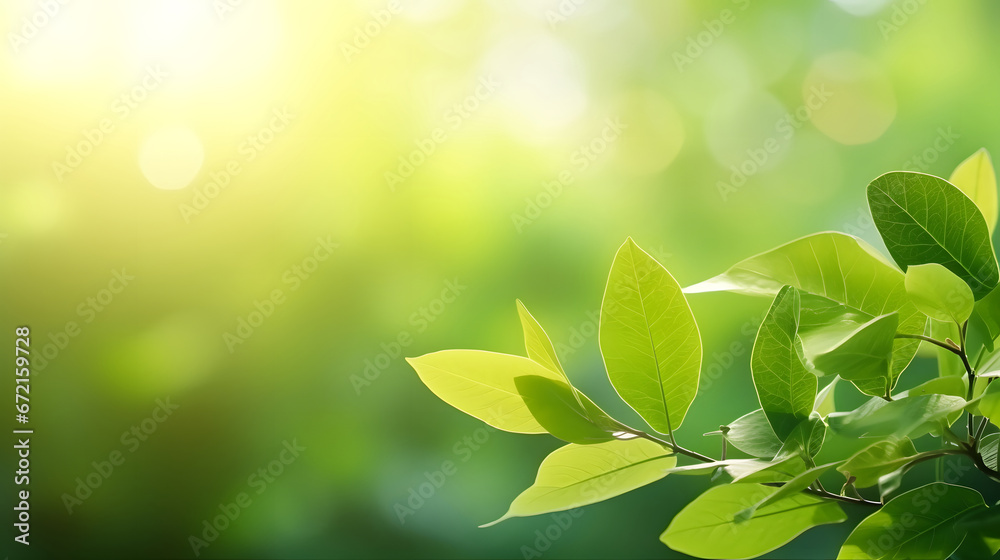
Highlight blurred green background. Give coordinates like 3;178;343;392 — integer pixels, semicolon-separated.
2;0;1000;558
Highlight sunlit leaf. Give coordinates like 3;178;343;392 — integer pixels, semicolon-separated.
971;283;1000;353
868;171;999;299
979;381;1000;428
827;394;968;439
905;263;975;324
751;286;816;439
949;148;998;233
517;300;566;376
724;409;783;459
734;462;840;522
482;439;676;526
901;375;968;426
514;376;621;444
661;483;846;560
837;437;919;488
776;413;826;459
600;237;701;434
407;350;566;433
838;483;987;559
814;376;840;417
685;232;924;394
802;312;899;398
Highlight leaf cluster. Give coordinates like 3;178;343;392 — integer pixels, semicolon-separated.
409;149;1000;559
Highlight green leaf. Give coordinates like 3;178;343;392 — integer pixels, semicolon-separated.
516;301;608;440
837;438;919;488
951;530;1000;560
867;171;999;299
902;375;967;399
517;300;566;376
980;381;1000;427
685;232;924;393
724;409;783;458
814;376;840;417
980;433;998;471
838;483;987;560
957;505;1000;538
803;312;899;397
482;439;676;526
751;286;817;439
971;283;1000;353
407;350;567;433
950;148;998;234
905;263;975;324
902;375;969;426
734;454;808;483
827;394;968;439
661;483;847;560
600;237;701;435
734;462;840;522
776;413;826;459
513;376;620;444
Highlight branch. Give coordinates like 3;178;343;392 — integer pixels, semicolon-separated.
894;334;962;356
627;429;716;463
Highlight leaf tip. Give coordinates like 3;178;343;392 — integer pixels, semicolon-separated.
478;515;509;528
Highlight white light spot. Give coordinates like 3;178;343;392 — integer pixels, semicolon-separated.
139;127;204;190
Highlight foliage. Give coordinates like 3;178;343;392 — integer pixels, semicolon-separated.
408;151;1000;559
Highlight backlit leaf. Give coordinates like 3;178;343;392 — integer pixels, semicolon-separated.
751;286;817;439
482;439;676;526
867;171;999;299
838;483;986;559
685;232;924;394
662;483;846;560
407;350;566;433
949;148;998;233
600;237;701;434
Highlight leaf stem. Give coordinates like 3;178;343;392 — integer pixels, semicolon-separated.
627;429;715;463
803;487;881;507
894;333;962;356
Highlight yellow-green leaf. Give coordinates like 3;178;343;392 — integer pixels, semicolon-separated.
600;237;701;434
516;300;565;376
482;439;676;526
407;350;565;433
662;483;846;560
950;148;998;233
